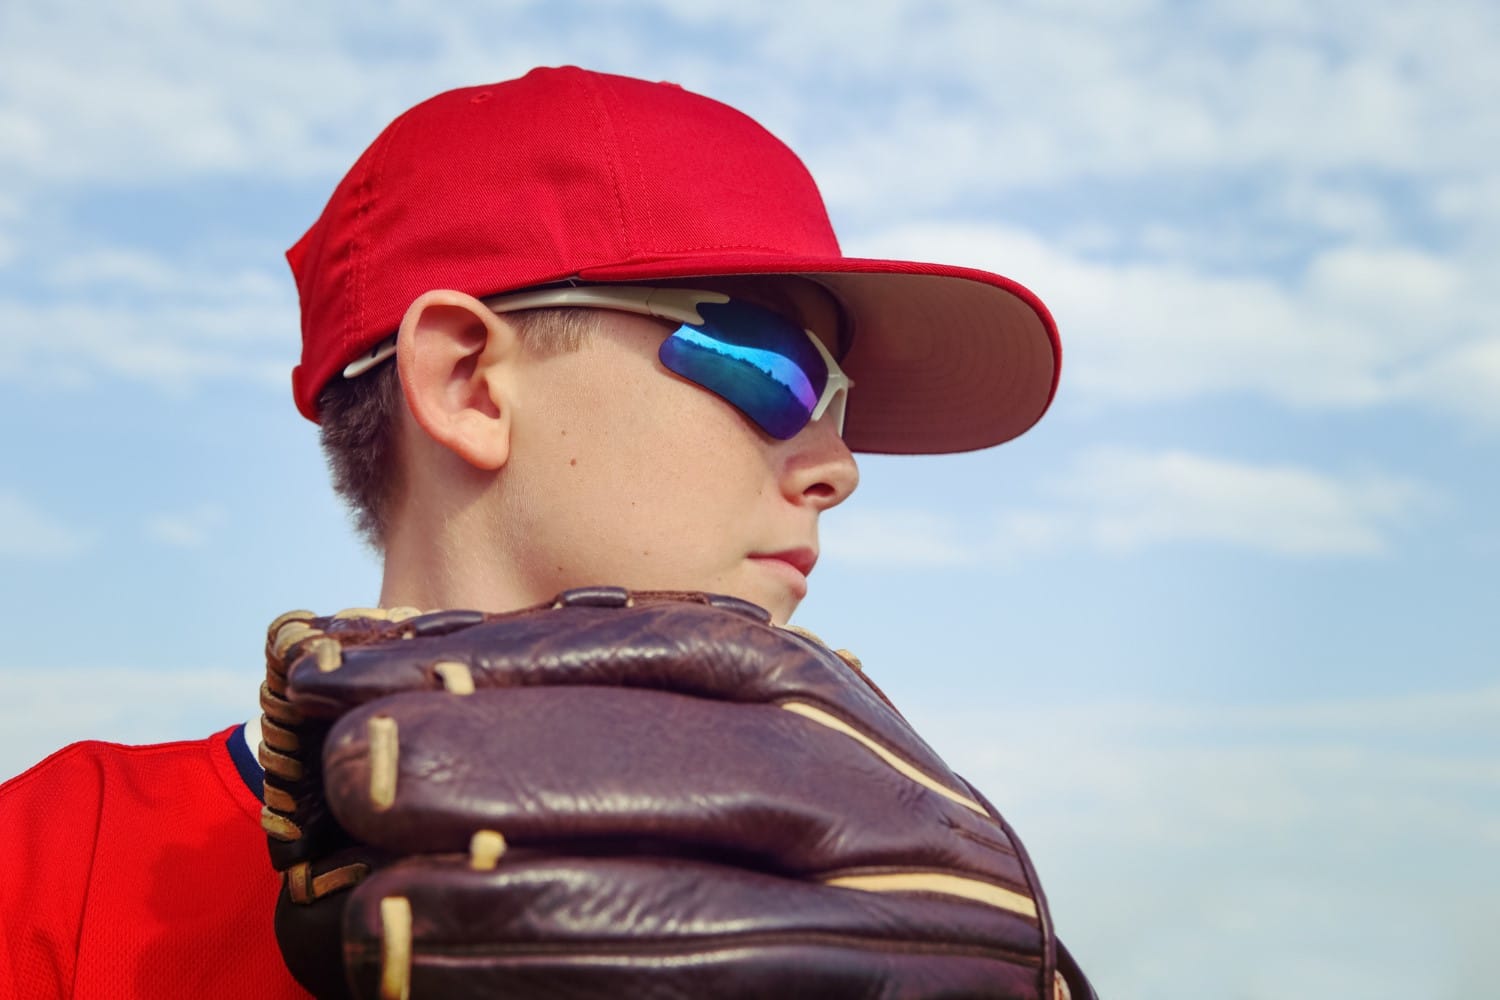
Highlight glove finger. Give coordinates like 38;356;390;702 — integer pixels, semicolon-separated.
283;598;955;792
341;853;1050;1000
321;687;1037;909
274;860;356;1000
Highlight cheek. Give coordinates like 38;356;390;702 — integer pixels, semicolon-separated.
575;409;760;520
568;406;768;569
519;336;777;561
585;361;768;485
636;403;770;509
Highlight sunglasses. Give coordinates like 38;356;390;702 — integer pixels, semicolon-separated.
344;285;853;440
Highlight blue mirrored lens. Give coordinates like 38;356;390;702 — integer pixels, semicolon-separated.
658;299;830;439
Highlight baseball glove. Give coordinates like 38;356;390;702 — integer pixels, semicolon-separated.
258;587;1087;999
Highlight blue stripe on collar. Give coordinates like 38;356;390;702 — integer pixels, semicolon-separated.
226;722;265;803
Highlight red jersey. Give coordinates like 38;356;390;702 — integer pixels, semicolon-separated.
0;727;310;999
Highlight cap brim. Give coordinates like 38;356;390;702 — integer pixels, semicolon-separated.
577;254;1060;454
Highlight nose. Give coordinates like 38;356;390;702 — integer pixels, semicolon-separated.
781;412;860;510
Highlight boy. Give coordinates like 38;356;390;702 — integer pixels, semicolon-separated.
0;66;1087;998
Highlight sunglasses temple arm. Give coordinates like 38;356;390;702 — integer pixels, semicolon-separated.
803;329;853;434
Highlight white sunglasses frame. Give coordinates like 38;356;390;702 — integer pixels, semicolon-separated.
341;285;853;436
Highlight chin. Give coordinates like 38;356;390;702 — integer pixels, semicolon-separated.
752;590;800;626
681;580;790;625
632;573;800;626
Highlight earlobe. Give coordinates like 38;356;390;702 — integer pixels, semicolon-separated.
395;290;517;471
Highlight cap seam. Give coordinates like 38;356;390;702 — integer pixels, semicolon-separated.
574;71;634;258
598;73;656;255
600;243;821;256
347;107;411;365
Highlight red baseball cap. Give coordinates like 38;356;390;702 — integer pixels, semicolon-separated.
287;66;1060;454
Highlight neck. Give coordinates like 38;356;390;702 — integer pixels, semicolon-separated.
378;476;530;614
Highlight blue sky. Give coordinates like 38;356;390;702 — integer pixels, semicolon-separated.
2;1;1496;996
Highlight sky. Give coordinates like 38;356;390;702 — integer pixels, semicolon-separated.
2;1;1496;996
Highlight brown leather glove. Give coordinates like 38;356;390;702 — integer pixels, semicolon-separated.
259;587;1086;999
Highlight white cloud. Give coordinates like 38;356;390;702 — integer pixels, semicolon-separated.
0;248;295;390
1272;181;1392;240
45;248;194;296
145;504;227;548
1026;447;1435;556
0;194;16;269
1305;245;1465;315
0;1;1492;422
1116;683;1500;734
0;665;249;784
827;448;1433;566
1394;337;1500;429
0;2;367;182
905;682;1500;1000
0;489;91;559
0;0;1494;203
775;0;1500;216
0;300;291;389
0;1;662;187
1433;174;1500;229
851;221;1500;426
820;508;980;567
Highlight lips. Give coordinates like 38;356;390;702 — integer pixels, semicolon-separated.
750;547;818;578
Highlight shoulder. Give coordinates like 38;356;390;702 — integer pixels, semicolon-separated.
1;730;258;849
4;728;238;796
0;740;122;817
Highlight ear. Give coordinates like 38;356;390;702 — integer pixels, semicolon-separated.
395;290;519;471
